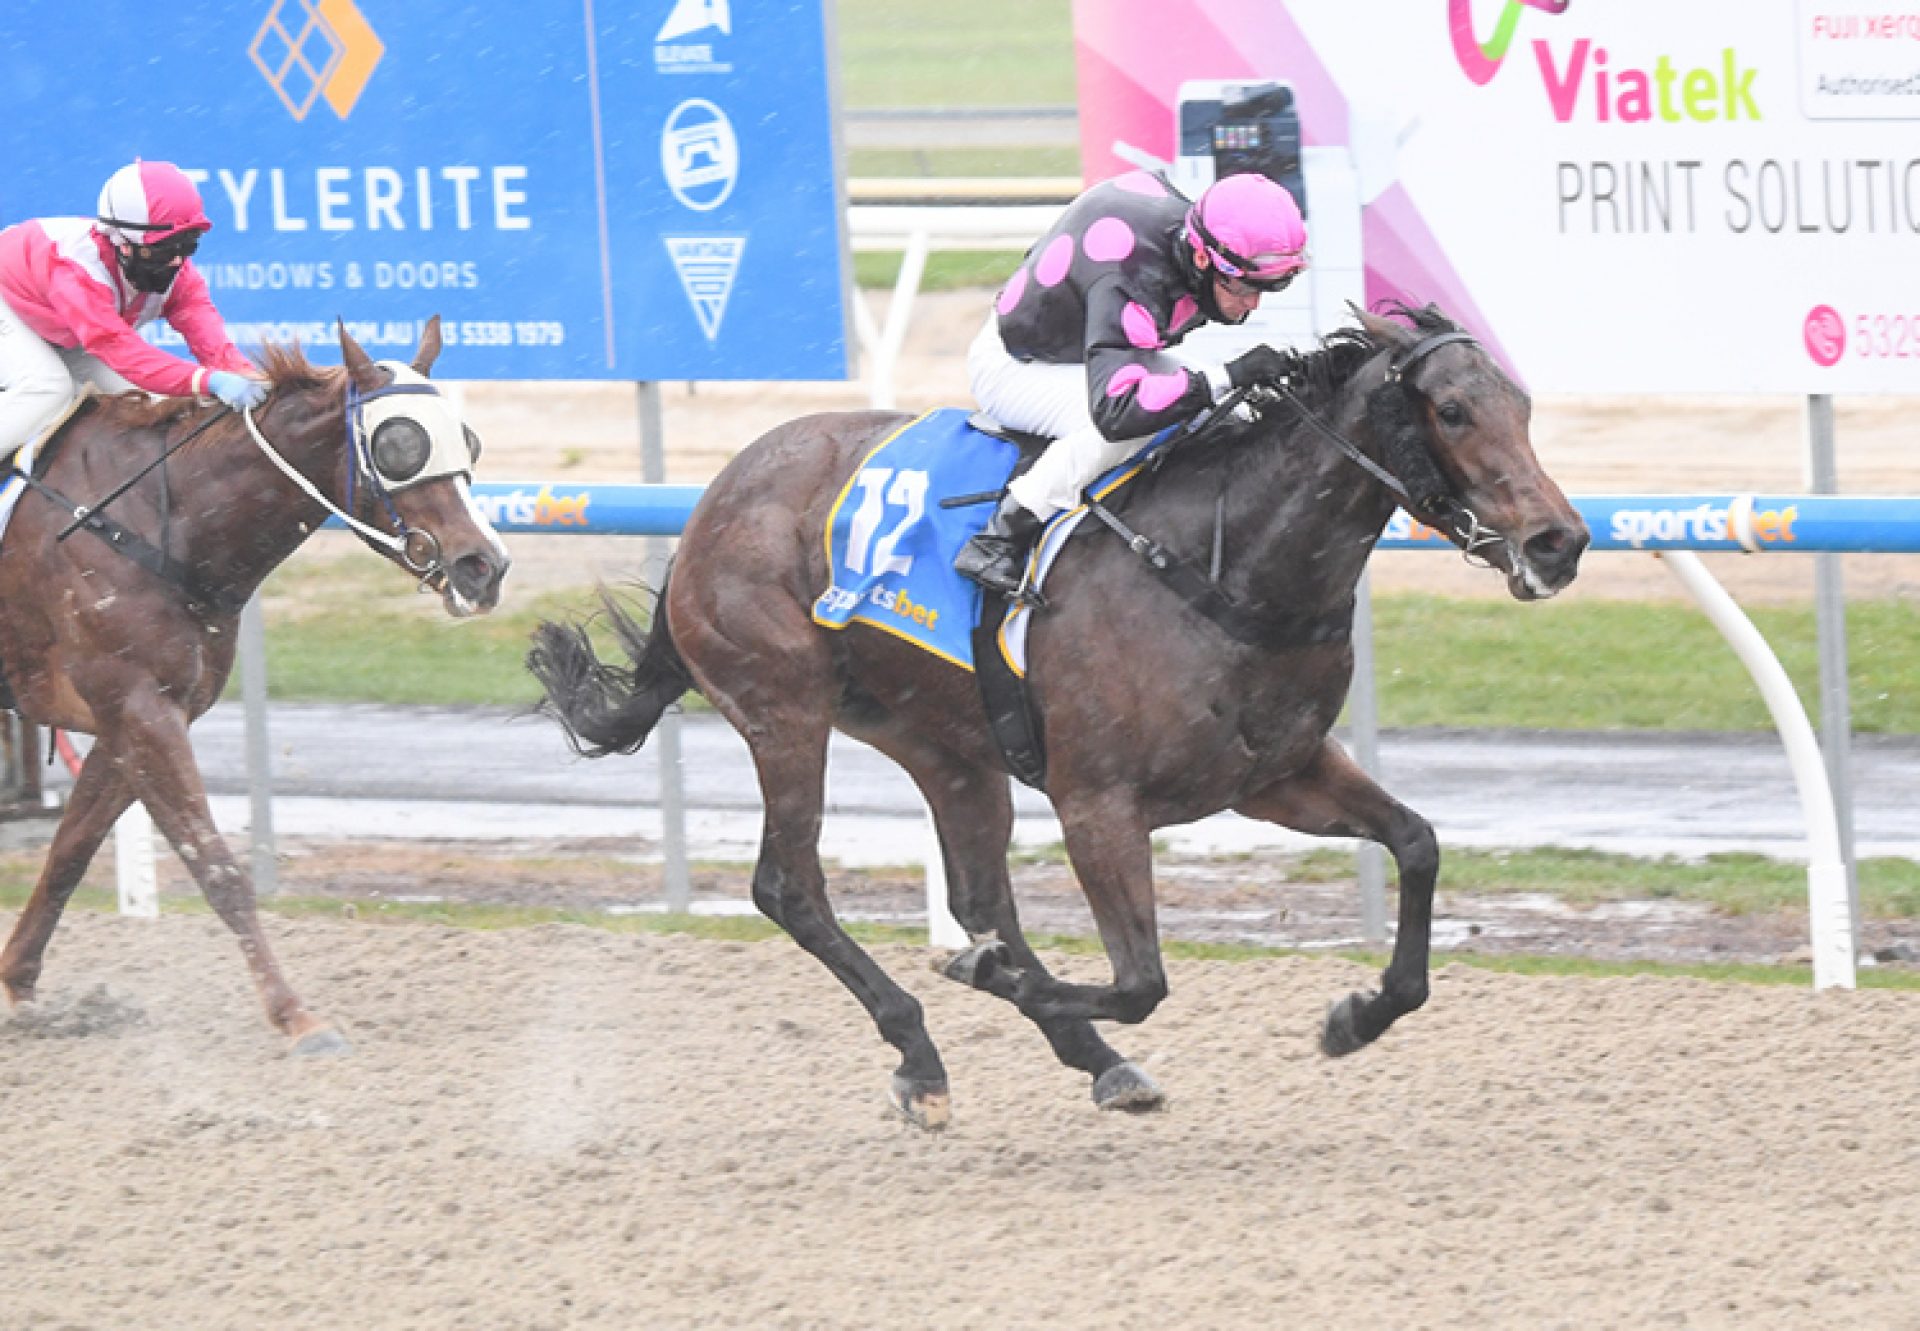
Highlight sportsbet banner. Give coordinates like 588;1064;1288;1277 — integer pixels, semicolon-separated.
1073;0;1920;394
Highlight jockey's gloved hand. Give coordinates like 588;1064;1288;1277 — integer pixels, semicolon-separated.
1225;344;1296;390
208;370;269;411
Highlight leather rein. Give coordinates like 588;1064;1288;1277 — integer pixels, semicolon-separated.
16;382;451;614
1080;328;1506;649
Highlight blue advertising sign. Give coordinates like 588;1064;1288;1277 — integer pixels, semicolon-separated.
0;0;851;380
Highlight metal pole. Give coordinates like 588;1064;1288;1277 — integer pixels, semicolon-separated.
1806;393;1859;950
1350;567;1388;945
637;380;691;913
239;591;278;895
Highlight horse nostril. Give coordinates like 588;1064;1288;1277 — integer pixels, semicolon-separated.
454;552;502;598
1524;527;1588;576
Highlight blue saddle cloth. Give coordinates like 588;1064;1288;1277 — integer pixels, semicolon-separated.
811;409;1021;669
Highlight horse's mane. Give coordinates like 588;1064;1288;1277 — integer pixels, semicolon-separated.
1287;300;1461;414
1175;301;1462;491
257;341;346;393
86;343;345;443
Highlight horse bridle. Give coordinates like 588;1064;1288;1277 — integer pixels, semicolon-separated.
1271;329;1505;566
242;376;460;589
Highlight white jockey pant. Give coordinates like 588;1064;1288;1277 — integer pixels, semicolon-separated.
967;314;1154;520
0;292;136;455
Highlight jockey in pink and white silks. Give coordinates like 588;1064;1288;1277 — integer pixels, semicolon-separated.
0;160;266;456
954;170;1310;597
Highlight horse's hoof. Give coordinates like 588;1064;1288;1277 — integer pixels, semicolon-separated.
938;939;1012;990
289;1026;353;1058
1092;1060;1166;1112
886;1073;952;1131
1319;991;1377;1058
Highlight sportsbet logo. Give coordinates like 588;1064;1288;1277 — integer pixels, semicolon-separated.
475;486;593;530
249;0;384;122
1386;501;1802;550
1609;501;1800;550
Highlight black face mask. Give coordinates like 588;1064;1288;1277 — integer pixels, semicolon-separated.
116;232;199;294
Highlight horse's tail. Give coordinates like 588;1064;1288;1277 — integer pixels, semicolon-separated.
528;570;695;758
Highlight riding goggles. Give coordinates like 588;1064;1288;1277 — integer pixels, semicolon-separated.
1191;212;1306;293
1217;268;1300;298
138;230;202;263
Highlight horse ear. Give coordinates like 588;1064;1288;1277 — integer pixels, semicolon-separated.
1354;306;1415;350
338;319;383;391
412;316;443;377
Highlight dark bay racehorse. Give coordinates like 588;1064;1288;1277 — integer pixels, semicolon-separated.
532;304;1587;1127
0;318;509;1053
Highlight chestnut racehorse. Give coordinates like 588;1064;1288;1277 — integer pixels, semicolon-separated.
0;318;509;1053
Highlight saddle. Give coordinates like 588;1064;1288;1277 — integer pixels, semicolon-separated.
961;411;1051;459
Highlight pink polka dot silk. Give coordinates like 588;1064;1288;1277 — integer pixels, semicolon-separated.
996;265;1028;314
1135;370;1191;412
1104;364;1190;413
1169;295;1200;331
1034;233;1075;287
1082;216;1135;264
1120;301;1162;350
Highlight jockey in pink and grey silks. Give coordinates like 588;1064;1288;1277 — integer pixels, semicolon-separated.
955;169;1309;598
0;160;264;456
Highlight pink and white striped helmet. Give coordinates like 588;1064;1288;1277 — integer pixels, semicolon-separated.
1184;173;1307;288
95;161;212;247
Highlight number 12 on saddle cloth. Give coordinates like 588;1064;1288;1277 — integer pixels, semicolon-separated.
811;409;1023;669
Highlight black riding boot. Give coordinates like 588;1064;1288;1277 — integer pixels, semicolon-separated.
954;494;1042;597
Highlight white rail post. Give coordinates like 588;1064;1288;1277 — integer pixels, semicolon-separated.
114;806;159;918
1658;550;1856;990
868;227;930;410
924;809;968;948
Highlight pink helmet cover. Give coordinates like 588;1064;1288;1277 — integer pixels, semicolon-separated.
96;160;212;246
1187;173;1307;282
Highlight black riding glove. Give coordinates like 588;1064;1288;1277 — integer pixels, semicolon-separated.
1225;344;1294;390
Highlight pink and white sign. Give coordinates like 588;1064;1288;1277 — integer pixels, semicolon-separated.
1072;0;1920;393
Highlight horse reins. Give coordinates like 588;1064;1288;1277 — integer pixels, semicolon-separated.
19;382;453;609
242;396;447;584
13;404;236;610
1078;328;1506;647
1273;329;1503;565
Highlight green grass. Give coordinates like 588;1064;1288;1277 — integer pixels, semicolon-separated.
1017;842;1920;920
247;556;636;707
852;248;1025;292
1307;845;1920;918
1370;596;1920;733
847;146;1081;180
249;556;1920;736
836;0;1076;107
4;882;1914;991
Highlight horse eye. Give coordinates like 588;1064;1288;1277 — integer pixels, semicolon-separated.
463;424;483;466
1436;401;1468;428
372;418;432;482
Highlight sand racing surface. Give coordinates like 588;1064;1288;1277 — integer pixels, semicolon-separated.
3;911;1917;1329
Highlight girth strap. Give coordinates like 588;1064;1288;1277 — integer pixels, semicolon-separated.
13;471;228;613
1082;494;1352;650
971;602;1047;790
